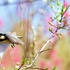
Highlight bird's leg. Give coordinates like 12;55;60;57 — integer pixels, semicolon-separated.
11;44;15;49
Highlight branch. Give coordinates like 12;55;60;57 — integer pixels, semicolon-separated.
18;32;57;70
18;1;70;70
47;3;56;15
26;67;47;70
59;5;70;22
41;48;51;53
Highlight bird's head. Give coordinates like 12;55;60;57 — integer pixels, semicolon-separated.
0;33;6;39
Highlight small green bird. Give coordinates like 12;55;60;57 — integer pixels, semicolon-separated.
0;33;24;58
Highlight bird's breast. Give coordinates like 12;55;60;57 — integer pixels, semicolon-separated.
0;39;10;43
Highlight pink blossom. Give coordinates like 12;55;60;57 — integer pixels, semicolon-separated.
64;1;69;8
0;47;21;68
45;17;52;23
50;50;56;58
45;17;56;33
1;49;11;68
52;57;63;70
39;60;47;69
64;11;69;19
39;60;54;70
11;47;21;65
63;11;69;26
46;62;54;70
63;19;68;26
17;11;21;17
61;33;65;39
53;58;62;65
0;18;4;30
1;60;9;68
68;30;70;35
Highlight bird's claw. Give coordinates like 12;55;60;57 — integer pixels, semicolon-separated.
11;44;15;49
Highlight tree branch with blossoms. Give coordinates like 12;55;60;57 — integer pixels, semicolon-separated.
17;1;70;70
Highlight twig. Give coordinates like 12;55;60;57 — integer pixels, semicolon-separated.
19;33;56;70
47;2;56;15
18;1;70;70
26;67;47;70
18;22;70;70
41;48;51;53
59;5;70;22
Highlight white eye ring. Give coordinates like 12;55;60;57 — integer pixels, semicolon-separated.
0;36;5;39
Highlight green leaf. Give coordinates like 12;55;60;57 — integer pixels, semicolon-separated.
66;28;69;30
49;27;52;32
22;61;24;64
50;2;53;8
22;59;27;64
63;19;65;22
57;15;60;17
61;11;63;15
64;16;66;18
56;1;60;6
16;62;20;65
52;66;56;70
51;4;53;8
61;5;65;15
61;5;66;13
50;17;52;19
48;22;53;26
56;15;60;20
44;67;49;70
2;67;5;70
30;59;33;63
59;35;61;39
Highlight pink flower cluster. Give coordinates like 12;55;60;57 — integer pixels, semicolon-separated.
0;18;4;31
0;47;21;68
39;49;63;70
64;1;69;8
11;47;21;65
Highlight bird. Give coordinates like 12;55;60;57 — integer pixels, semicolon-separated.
0;33;24;58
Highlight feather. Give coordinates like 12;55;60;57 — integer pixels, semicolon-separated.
6;34;24;45
0;43;10;59
17;36;23;38
0;33;24;59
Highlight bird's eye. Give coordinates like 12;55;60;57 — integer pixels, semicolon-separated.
0;36;5;39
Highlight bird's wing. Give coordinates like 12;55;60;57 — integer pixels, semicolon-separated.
0;43;10;59
0;43;10;52
6;34;24;45
17;36;23;38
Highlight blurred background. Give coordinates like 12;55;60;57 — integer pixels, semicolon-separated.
0;0;70;70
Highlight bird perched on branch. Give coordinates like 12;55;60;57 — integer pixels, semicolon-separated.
0;33;24;58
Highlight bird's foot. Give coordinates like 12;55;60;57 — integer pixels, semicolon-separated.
11;44;15;49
